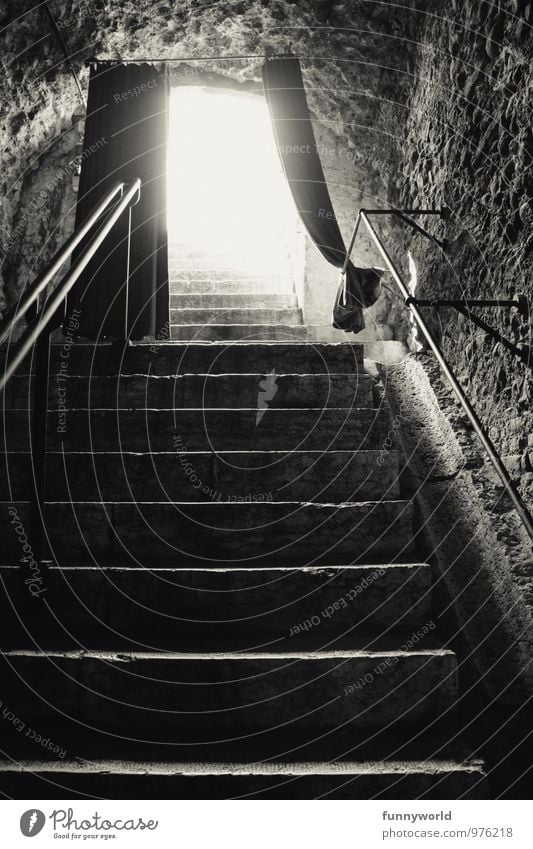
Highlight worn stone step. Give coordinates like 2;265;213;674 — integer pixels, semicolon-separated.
168;267;292;282
2;342;364;377
1;448;399;502
3;407;391;452
1;499;414;566
0;647;457;737
0;713;481;764
170;324;310;341
170;307;303;325
8;373;374;410
0;562;429;647
170;279;296;295
168;259;293;271
170;293;298;308
0;759;487;799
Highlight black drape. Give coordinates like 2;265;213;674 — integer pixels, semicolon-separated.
67;62;170;340
262;57;378;333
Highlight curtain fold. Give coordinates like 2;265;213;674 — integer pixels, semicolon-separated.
262;57;378;333
66;62;170;341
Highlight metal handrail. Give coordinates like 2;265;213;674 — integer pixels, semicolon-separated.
0;177;141;560
0;182;129;348
345;207;533;544
0;178;141;389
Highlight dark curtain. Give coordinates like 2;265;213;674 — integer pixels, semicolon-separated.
66;62;170;340
262;57;378;333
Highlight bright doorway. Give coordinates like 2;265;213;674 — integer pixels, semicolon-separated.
166;86;304;291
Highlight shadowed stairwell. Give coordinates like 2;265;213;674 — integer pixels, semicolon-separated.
0;297;487;797
5;0;532;799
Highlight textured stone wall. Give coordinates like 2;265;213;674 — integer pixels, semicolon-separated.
380;353;533;701
0;0;421;319
392;0;533;513
2;125;83;311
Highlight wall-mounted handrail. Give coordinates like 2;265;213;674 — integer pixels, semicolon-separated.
340;208;443;282
346;207;533;544
0;177;141;561
0;179;141;392
0;182;130;350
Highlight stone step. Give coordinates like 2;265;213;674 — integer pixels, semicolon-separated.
168;267;292;282
170;293;298;308
0;713;481;763
1;449;399;502
142;341;363;374
167;247;293;260
0;759;487;799
0;647;457;737
170;324;309;341
170;279;296;295
116;407;383;451
1;499;414;566
2;342;364;376
8;373;374;410
170;308;303;325
4;407;391;452
0;562;429;647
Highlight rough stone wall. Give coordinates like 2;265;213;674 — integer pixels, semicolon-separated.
2;128;83;310
0;0;421;317
380;353;533;701
392;0;533;511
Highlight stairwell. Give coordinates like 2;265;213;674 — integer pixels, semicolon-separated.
167;245;307;342
0;261;487;799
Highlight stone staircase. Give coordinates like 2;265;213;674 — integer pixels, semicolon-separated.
0;271;487;799
168;247;307;340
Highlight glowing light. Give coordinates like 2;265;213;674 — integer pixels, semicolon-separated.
166;87;302;275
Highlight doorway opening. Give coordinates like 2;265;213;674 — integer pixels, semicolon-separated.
166;86;304;294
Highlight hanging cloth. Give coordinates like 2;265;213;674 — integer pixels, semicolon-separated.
66;61;170;340
262;57;380;333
